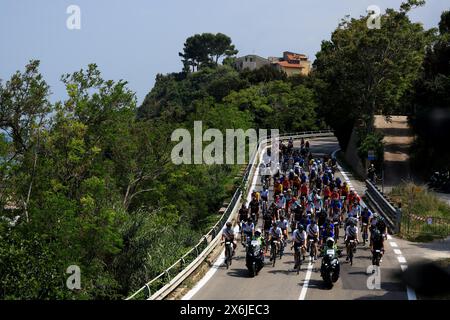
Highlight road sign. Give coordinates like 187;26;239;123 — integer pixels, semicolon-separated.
368;150;376;161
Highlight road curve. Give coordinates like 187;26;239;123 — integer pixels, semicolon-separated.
184;136;408;300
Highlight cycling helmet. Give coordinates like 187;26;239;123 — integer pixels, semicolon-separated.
326;237;334;248
272;221;277;227
255;228;262;236
297;224;304;232
226;222;232;228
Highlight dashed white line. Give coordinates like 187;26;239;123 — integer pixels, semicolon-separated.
298;262;313;300
393;249;402;255
397;256;407;264
389;242;398;248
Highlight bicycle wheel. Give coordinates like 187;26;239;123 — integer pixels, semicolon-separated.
272;244;277;267
349;245;354;266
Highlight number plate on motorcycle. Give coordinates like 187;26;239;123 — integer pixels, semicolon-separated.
251;240;259;246
326;249;334;255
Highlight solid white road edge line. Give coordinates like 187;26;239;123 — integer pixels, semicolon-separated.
298;262;313;300
181;251;225;300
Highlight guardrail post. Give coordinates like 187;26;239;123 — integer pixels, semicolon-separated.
395;206;402;234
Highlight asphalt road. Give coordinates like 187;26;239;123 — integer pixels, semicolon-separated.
184;136;408;300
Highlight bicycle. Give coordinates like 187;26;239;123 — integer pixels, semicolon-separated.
347;239;356;266
308;238;317;262
271;240;280;267
362;223;369;245
223;240;233;269
333;220;340;242
293;245;306;274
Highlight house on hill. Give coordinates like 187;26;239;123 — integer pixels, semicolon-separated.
235;51;311;76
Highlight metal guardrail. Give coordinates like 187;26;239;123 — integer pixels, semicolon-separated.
365;179;402;233
126;130;335;300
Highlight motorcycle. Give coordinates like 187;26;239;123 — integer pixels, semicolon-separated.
246;239;264;277
428;170;450;193
320;248;340;288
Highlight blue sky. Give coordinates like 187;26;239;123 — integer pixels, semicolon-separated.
0;0;448;104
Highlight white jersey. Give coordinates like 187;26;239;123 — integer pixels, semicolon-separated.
278;220;289;230
292;230;307;243
269;226;282;238
222;227;235;240
306;224;319;236
345;225;358;238
243;222;254;233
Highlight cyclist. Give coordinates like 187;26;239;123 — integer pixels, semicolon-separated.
242;218;255;244
269;221;283;261
263;211;273;237
292;224;307;267
221;221;237;255
306;219;319;260
274;179;283;196
238;203;249;234
320;218;335;247
261;187;269;213
370;228;385;263
278;215;289;253
360;207;372;239
344;218;359;261
249;196;260;223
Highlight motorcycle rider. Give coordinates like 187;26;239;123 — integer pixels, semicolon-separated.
320;237;340;280
252;228;265;262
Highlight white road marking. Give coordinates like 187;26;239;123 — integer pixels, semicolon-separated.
182;251;225;300
393;249;402;255
401;265;407;271
387;234;392;240
389;242;398;248
397;256;407;264
298;262;313;300
407;286;417;300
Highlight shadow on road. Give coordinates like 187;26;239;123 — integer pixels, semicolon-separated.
305;279;331;291
226;268;250;278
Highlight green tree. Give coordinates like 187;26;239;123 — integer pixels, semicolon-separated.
179;33;238;72
410;10;450;173
313;0;433;150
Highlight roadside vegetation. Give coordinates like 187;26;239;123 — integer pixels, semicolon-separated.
389;182;450;241
0;0;448;299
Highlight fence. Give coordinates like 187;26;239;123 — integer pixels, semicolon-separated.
402;212;450;239
365;179;450;239
125;130;334;300
365;179;401;233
